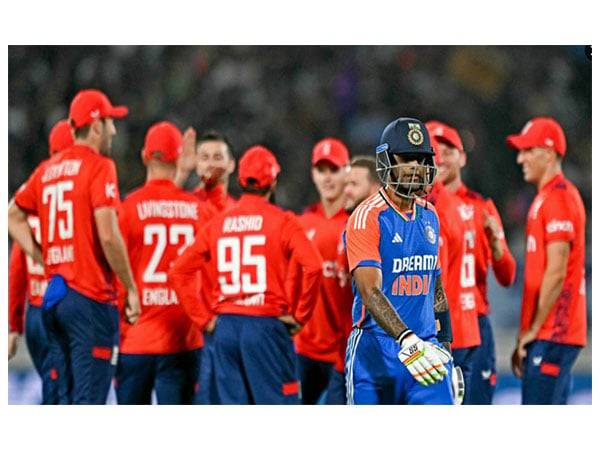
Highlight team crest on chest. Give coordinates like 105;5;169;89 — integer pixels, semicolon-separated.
407;123;424;146
424;224;436;244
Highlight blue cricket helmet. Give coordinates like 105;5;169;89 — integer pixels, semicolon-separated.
376;117;435;156
375;117;436;199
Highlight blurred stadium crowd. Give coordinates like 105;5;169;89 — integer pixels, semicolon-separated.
7;46;592;401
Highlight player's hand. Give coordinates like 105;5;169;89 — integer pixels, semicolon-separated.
125;288;141;324
483;212;504;260
8;332;19;360
278;315;302;336
511;347;524;379
452;365;465;405
178;127;197;174
423;340;452;363
397;332;449;386
200;167;227;189
205;316;217;335
512;328;537;378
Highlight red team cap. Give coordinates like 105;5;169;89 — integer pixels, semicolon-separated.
142;121;183;163
311;138;350;167
238;145;281;189
69;89;129;128
426;120;464;153
506;117;566;156
425;121;443;165
48;119;74;155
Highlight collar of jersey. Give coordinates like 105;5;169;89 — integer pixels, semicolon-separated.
239;193;269;204
146;178;176;188
540;172;565;192
379;188;417;222
69;143;98;154
455;182;468;197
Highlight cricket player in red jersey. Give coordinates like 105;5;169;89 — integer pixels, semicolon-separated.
292;137;353;405
330;156;382;403
8;89;141;404
8;119;73;404
425;126;478;405
175;129;237;211
427;120;516;404
174;129;236;404
169;145;323;404
115;121;207;404
507;117;587;404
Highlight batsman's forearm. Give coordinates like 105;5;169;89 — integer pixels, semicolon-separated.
364;286;409;340
434;276;453;348
433;277;449;313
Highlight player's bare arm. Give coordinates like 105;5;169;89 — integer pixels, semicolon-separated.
433;277;451;352
483;212;504;261
174;127;197;187
94;206;140;323
8;332;19;360
353;266;408;339
516;241;570;356
7;200;42;265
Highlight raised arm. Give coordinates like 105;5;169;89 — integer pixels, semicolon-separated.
484;199;516;286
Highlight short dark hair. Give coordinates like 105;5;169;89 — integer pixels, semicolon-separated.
71;122;91;139
197;130;234;159
70;118;105;139
350;155;379;184
240;179;271;196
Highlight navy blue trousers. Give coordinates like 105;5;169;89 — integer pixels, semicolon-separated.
25;305;62;404
466;315;496;404
452;345;478;405
115;350;200;405
297;354;333;404
522;340;581;405
324;369;347;405
43;287;119;404
213;314;300;404
194;332;220;404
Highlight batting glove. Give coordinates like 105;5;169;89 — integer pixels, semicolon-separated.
397;331;449;386
452;366;465;405
423;341;452;365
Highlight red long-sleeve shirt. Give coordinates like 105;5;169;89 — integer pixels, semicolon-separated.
428;183;480;349
455;183;516;316
293;203;353;365
169;194;323;328
9;217;48;333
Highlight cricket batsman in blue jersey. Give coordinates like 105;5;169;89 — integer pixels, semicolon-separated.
344;117;463;405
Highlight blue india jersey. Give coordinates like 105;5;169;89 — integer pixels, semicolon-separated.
345;189;441;340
